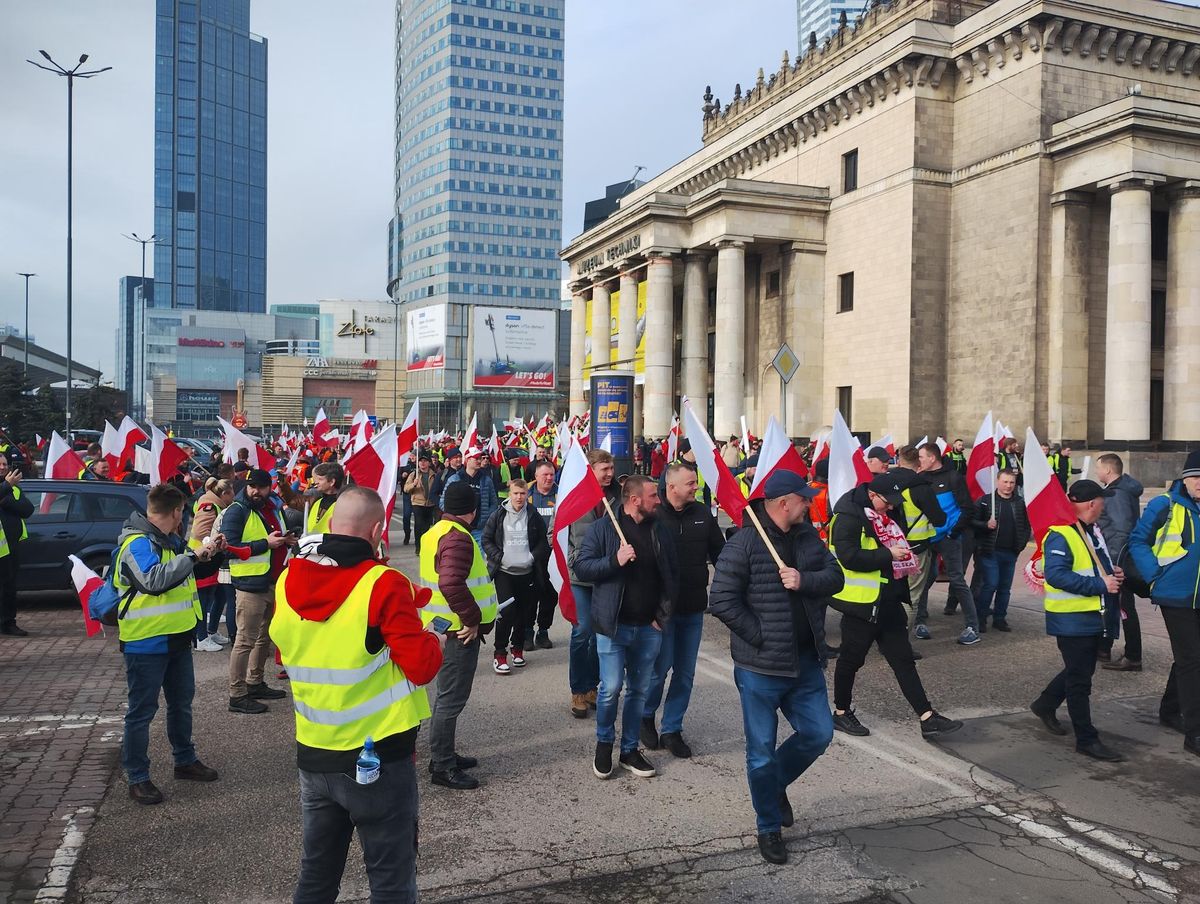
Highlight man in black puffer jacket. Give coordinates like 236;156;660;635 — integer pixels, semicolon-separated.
709;471;842;866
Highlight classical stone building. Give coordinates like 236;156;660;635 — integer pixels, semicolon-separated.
562;0;1200;454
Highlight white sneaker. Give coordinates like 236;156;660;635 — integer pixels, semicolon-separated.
209;632;231;646
196;637;223;652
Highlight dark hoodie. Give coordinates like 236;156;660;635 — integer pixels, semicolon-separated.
888;466;945;551
829;485;910;626
276;534;444;773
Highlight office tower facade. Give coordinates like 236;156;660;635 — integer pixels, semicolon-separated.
798;0;866;47
153;0;267;313
389;0;565;429
115;276;152;408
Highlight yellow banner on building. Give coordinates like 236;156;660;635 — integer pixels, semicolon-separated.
583;281;646;378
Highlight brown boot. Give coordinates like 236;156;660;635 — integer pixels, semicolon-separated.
585;688;598;710
1101;656;1142;672
571;693;589;719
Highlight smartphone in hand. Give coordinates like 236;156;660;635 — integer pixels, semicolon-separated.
429;616;453;634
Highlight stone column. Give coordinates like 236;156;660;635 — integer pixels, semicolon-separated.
590;278;612;370
643;254;675;438
713;240;746;438
1165;181;1200;441
681;252;710;414
569;283;588;414
616;268;639;365
1102;176;1157;441
1047;191;1092;443
789;240;826;437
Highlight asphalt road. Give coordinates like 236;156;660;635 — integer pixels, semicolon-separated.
41;524;1200;904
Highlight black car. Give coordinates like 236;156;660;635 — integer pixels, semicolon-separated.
14;479;148;592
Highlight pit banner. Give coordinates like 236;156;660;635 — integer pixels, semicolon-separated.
471;307;556;389
406;305;446;371
590;371;634;473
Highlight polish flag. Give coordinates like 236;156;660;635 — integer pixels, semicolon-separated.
935;436;949;456
680;397;746;525
552;420;571;465
461;412;479;454
397;399;420;468
344;424;400;541
109;417;148;477
45;431;86;480
965;412;997;501
34;434;46;451
827;410;872;508
100;421;121;469
547;436;604;624
486;427;503;466
68;555;106;638
748;416;809;500
311;407;336;449
217;417;275;471
914;435;929;449
866;434;895;458
811;430;831;464
1023;426;1077;548
148;423;190;487
660;413;680;463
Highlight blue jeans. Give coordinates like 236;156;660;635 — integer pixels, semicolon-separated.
974;549;1019;622
122;648;198;784
733;661;834;834
643;612;704;734
294;760;419;904
596;623;663;753
568;584;599;695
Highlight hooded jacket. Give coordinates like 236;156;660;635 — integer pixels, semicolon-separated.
481;499;549;579
921;462;973;541
0;481;34;547
1129;480;1200;609
888;466;945;550
117;511;198;654
1096;472;1145;558
828;485;910;621
656;497;725;616
220;488;286;592
276;534;443;771
709;500;843;675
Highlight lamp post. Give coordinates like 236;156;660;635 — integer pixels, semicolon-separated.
27;51;111;434
388;298;402;423
122;233;157;420
15;273;36;378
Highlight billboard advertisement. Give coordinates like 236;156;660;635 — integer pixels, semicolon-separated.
406;305;445;371
582;280;645;380
471;307;556;389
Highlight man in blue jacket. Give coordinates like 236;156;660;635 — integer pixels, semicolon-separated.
1030;480;1123;761
440;448;497;544
1129;450;1200;757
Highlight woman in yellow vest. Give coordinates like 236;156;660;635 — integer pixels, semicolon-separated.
1030;480;1123;761
0;455;33;637
114;483;221;805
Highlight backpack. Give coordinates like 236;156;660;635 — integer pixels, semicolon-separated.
87;535;160;626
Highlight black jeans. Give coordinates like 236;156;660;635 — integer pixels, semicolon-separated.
412;506;437;554
493;570;538;654
294;759;419;904
525;562;556;634
1036;634;1101;745
1099;587;1142;662
0;551;19;625
1159;606;1200;736
833;614;931;715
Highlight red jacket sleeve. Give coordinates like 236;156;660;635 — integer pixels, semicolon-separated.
368;568;443;686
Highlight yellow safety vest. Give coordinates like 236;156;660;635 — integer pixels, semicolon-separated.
828;514;886;606
306;497;337;534
0;524;8;560
417;519;498;629
901;489;935;543
271;564;430;750
228;501;271;579
9;486;27;542
1152;496;1193;568
1043;525;1103;615
113;533;202;643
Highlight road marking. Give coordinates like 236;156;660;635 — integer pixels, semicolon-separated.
0;714;122;724
34;807;93;903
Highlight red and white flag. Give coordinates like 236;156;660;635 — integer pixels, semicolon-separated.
104;416;147;477
148;423;190;487
34;433;46;451
1023;426;1077;548
827;410;872;508
547;436;604;625
811;431;830;465
461;412;479;454
45;431;86;480
747;416;808;500
935;436;949;456
866;434;895;458
486;427;503;466
344;424;400;541
67;555;105;638
311;407;337;449
397;399;420;468
218;417;275;471
965;411;996;501
680;397;747;525
660;413;680;463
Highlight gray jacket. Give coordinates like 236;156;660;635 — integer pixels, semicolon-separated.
1097;473;1144;557
117;511;196;595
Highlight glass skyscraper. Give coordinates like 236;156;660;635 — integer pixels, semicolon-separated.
797;0;865;47
389;0;564;427
154;0;267;313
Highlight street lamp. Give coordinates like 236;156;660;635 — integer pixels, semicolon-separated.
388;298;402;424
122;233;158;420
15;273;36;378
27;51;111;434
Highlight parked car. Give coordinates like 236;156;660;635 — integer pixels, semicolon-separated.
173;437;213;461
15;479;148;592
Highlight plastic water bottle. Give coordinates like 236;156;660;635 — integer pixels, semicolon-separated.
355;736;380;785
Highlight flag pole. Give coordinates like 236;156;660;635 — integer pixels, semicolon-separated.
1073;522;1110;576
743;505;787;571
600;495;629;546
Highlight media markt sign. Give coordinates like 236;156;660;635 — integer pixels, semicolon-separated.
771;343;800;384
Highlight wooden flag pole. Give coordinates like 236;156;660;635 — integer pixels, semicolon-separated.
744;505;787;571
601;495;629;546
1073;522;1110;576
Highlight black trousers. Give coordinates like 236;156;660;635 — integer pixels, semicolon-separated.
1099;587;1142;662
1036;634;1100;744
524;562;556;635
0;551;18;626
833;613;931;715
1159;606;1200;736
412;505;437;554
493;570;539;655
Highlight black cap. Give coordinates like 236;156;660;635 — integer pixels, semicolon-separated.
418;451;432;462
1182;450;1200;479
445;447;462;460
1067;479;1114;502
866;447;891;463
442;481;476;516
762;470;819;500
246;468;272;488
867;474;905;507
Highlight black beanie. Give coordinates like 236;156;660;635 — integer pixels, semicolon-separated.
443;481;476;516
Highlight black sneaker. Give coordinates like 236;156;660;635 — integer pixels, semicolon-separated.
640;717;660;750
427;753;478;773
619;748;656;777
228;695;268;714
920;711;963;739
524;628;536;650
431;768;480;790
174;761;219;782
246;682;286;700
1031;700;1067;736
992;619;1012;632
129;780;163;805
0;622;29;637
833;710;870;736
779;792;794;828
757;831;787;864
1076;740;1123;762
660;732;692;759
535;630;553;649
593;742;614;779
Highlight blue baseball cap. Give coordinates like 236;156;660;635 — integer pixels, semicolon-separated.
762;470;819;500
